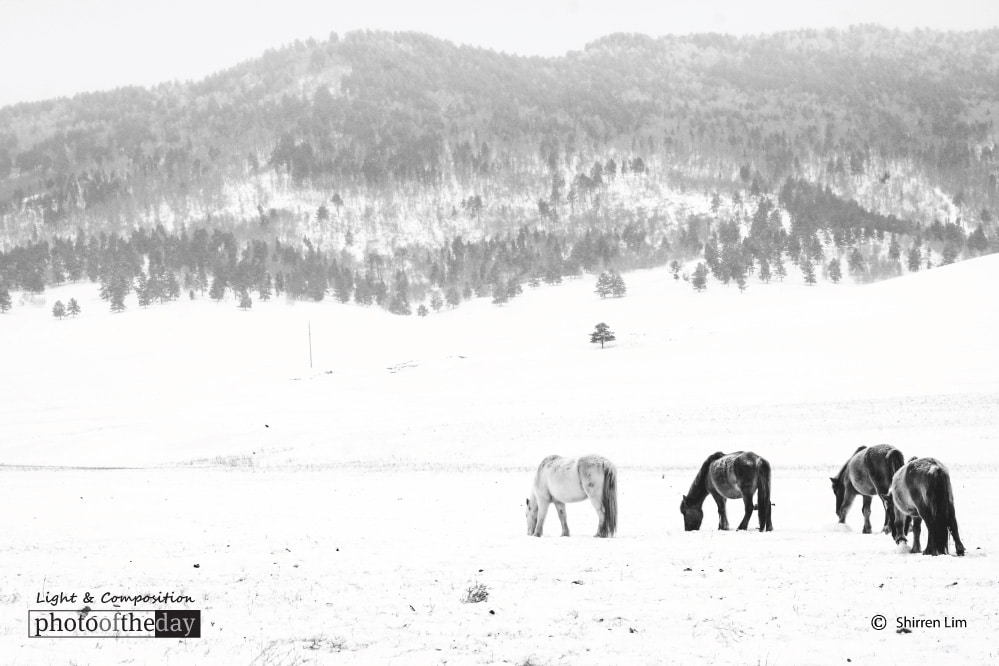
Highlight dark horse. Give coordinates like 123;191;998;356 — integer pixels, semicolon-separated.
680;451;773;531
830;444;904;535
890;457;965;556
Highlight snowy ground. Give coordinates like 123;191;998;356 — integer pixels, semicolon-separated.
1;256;997;664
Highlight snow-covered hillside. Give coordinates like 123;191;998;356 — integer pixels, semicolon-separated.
2;254;997;468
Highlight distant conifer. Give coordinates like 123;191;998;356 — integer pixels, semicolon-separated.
590;322;616;349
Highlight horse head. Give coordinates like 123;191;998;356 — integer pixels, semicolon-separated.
830;476;847;520
525;497;538;536
680;495;703;531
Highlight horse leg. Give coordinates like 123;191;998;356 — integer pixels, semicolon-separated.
554;501;570;537
737;493;754;531
709;489;729;530
861;495;873;534
891;502;909;547
587;492;607;537
910;517;922;554
880;495;893;535
950;505;966;556
532;497;551;537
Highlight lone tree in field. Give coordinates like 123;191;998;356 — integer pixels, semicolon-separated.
590;322;616;349
52;300;66;319
67;298;81;317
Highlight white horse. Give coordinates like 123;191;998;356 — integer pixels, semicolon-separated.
525;455;618;537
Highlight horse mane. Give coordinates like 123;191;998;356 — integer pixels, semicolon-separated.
832;446;867;487
686;451;726;504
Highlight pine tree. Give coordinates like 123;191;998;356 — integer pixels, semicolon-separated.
0;285;11;313
802;258;817;285
430;290;444;312
848;248;866;278
758;258;772;283
506;280;523;300
166;273;181;300
209;273;227;301
67;298;81;317
736;274;747;292
774;257;787;281
491;279;509;305
238;291;252;310
691;262;708;291
907;246;922;271
388;270;411;314
445;286;461;308
258;273;272;301
828;258;842;283
110;289;126;312
52;300;66;319
417;304;429;317
888;234;901;261
590;322;616;349
609;271;627;297
595;272;613;298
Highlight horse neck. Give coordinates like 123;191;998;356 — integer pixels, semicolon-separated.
834;447;864;491
832;458;851;492
685;457;717;506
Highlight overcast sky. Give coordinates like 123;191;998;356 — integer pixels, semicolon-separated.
2;0;998;107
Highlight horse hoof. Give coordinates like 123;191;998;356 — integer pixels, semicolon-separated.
956;549;966;557
862;527;872;534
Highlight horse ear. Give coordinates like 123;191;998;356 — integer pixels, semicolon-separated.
829;477;836;485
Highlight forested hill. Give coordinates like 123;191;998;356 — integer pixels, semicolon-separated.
1;27;998;313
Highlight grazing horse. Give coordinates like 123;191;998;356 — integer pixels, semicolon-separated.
890;457;965;556
680;451;773;532
830;444;905;535
525;455;617;537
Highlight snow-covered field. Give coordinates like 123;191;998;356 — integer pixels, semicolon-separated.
1;256;998;664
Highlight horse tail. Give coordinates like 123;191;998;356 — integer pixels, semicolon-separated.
758;457;773;531
887;448;905;480
927;465;952;554
602;462;618;537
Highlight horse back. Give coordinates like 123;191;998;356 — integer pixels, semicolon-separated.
534;455;588;503
849;444;902;496
891;457;950;516
710;451;764;499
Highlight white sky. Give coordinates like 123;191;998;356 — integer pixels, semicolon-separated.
1;0;998;107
